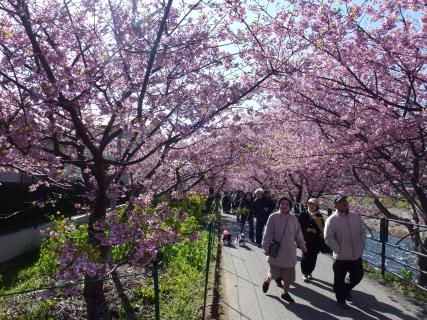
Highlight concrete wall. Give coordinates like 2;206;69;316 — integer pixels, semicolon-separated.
0;214;88;263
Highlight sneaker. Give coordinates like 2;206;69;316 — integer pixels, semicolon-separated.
337;301;350;310
281;293;295;303
275;279;283;288
302;274;310;282
262;279;270;293
307;274;313;280
345;291;352;302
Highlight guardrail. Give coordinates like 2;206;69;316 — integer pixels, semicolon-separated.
362;215;427;292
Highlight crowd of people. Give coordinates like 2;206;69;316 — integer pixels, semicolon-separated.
221;189;367;310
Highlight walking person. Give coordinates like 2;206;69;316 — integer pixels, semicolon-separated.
261;197;307;303
324;195;366;309
221;191;232;214
253;188;275;247
240;192;255;242
299;198;330;282
233;190;244;222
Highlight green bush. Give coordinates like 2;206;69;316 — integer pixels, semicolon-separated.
170;193;207;225
133;227;216;320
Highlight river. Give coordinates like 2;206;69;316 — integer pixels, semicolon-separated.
364;231;418;279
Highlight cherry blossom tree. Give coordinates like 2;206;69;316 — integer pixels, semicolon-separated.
267;0;427;284
0;0;304;300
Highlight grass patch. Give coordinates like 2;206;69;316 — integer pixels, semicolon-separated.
363;262;427;304
348;196;409;211
132;228;217;320
0;247;46;295
0;247;56;320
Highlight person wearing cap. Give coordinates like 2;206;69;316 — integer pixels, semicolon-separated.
324;195;366;309
298;197;329;282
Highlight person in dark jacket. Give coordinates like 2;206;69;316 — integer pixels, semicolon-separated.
240;192;254;241
298;198;330;282
221;192;232;214
253;188;275;247
232;190;245;222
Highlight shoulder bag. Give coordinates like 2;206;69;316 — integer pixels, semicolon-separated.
268;216;289;257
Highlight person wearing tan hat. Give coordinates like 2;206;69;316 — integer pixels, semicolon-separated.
298;197;330;282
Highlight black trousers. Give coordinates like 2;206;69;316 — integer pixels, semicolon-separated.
332;258;364;303
301;245;320;275
255;215;267;244
240;215;254;241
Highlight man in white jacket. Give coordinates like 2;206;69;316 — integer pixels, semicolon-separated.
324;195;366;309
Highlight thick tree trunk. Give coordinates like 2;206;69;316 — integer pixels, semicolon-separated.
83;165;110;300
417;236;427;287
204;187;215;215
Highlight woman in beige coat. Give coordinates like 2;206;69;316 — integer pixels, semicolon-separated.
261;197;307;303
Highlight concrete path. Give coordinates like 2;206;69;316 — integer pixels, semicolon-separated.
220;213;426;320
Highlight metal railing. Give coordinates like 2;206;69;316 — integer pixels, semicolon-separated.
362;215;427;292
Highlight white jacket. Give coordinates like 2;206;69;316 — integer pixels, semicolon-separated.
324;210;366;261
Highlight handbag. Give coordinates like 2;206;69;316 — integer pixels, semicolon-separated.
268;239;281;257
268;216;288;257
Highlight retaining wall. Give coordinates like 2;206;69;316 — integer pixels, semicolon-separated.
0;214;88;263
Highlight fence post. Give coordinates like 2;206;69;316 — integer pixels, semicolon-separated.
202;222;213;319
379;218;389;275
153;260;160;320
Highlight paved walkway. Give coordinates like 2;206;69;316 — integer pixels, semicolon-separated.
219;213;426;320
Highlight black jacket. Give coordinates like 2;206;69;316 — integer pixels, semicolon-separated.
298;211;331;253
251;196;275;219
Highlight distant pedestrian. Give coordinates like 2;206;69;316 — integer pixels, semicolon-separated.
324;195;366;309
261;197;307;303
252;188;275;246
240;192;255;241
221;192;232;214
298;198;330;282
232;190;245;222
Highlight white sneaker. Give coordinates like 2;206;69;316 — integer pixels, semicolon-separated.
303;274;309;282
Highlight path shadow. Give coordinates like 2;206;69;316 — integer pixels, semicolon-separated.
112;271;137;320
351;290;422;320
307;277;335;293
289;282;367;319
290;282;420;320
266;294;339;320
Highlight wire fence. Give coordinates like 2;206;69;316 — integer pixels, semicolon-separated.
0;218;220;320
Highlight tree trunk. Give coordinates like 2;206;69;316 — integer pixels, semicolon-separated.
417;236;427;287
204;187;215;215
84;165;109;299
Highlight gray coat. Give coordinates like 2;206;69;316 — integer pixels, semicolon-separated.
262;212;305;268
